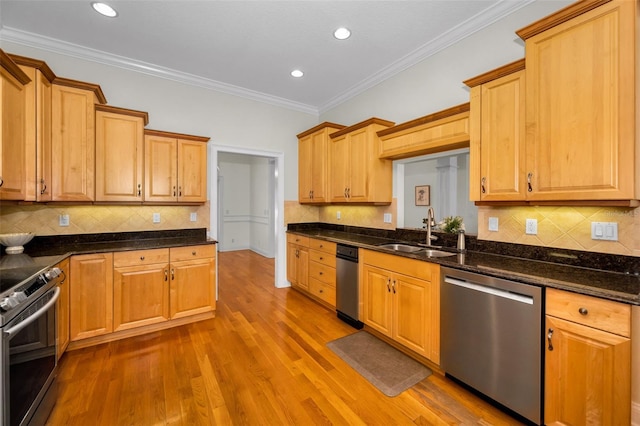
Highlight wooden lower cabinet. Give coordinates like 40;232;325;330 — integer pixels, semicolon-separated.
170;245;216;319
307;238;336;307
544;288;631;425
113;248;170;331
55;257;70;360
70;253;114;341
286;234;309;291
68;244;216;350
360;249;440;363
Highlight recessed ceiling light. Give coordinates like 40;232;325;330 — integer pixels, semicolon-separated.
91;2;118;18
291;69;304;78
334;27;351;40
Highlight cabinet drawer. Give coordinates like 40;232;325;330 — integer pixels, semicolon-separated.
170;244;215;262
309;261;335;286
287;233;309;247
309;249;336;268
309;278;336;306
309;238;336;254
114;248;169;267
546;288;631;337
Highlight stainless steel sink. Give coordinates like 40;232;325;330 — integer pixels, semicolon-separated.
423;249;456;258
377;243;424;253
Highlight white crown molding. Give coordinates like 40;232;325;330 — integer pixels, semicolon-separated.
318;0;535;114
0;26;320;116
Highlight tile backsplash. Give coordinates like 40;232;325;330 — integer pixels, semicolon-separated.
478;206;639;257
0;203;210;236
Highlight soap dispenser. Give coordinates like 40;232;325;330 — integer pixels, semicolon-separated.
457;229;466;253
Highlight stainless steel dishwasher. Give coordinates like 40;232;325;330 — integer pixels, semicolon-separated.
335;243;363;329
440;267;543;425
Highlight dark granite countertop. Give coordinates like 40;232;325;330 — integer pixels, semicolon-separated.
6;228;217;260
288;225;640;305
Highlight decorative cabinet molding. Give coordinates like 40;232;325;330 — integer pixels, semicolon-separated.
297;122;345;204
95;105;149;202
377;103;470;160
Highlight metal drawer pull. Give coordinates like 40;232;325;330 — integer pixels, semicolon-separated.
319;272;323;275
137;184;141;196
386;279;391;293
481;177;486;194
40;178;47;195
578;307;588;316
192;251;197;256
140;256;145;261
164;270;168;281
547;328;554;351
392;280;396;294
527;172;533;192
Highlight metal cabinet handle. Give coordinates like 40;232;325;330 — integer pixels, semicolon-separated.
173;186;176;196
481;177;486;194
344;188;348;198
0;176;3;187
164;269;168;281
347;188;350;198
319;271;323;275
527;172;533;192
171;268;175;280
40;178;47;195
192;251;197;256
547;328;554;351
179;186;182;197
319;289;324;294
386;278;391;292
578;307;588;316
140;256;145;261
392;280;396;294
137;183;141;196
309;190;312;199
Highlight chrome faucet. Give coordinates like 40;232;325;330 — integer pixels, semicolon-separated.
426;207;437;246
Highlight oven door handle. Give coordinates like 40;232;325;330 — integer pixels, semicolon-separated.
4;287;60;339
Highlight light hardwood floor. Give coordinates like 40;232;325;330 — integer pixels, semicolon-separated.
46;250;523;425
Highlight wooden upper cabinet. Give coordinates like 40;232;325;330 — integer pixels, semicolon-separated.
517;0;638;202
95;105;148;202
51;78;106;202
145;130;209;203
297;122;345;204
328;118;394;204
0;50;31;201
11;54;56;202
465;60;526;202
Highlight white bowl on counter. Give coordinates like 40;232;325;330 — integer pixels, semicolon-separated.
0;233;35;254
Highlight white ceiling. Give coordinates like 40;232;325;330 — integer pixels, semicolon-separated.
0;0;537;114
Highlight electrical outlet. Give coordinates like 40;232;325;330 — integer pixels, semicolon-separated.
591;222;618;241
488;217;499;232
153;213;161;223
383;213;392;223
190;212;197;222
336;211;341;220
59;214;69;227
525;218;538;235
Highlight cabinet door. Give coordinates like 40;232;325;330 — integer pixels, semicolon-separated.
51;84;96;201
347;127;369;202
309;131;329;203
70;253;113;341
177;139;207;202
0;63;28;200
524;0;635;200
114;263;170;331
35;70;52;202
145;134;177;202
56;258;70;360
361;264;392;337
393;273;430;359
478;70;526;201
286;242;299;285
170;257;216;319
545;315;631;426
329;134;349;202
96;109;145;202
298;133;314;203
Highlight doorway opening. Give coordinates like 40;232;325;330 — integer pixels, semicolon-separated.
210;145;286;289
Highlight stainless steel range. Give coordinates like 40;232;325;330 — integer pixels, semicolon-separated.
0;254;65;426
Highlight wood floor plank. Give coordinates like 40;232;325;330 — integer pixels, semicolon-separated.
46;250;524;425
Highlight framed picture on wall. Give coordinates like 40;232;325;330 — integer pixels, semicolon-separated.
415;185;430;206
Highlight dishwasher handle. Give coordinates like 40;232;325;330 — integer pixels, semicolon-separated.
444;276;534;305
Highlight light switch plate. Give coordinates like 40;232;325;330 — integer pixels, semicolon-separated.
383;213;392;223
488;217;499;232
336;211;341;220
190;212;197;222
591;222;618;241
153;213;161;223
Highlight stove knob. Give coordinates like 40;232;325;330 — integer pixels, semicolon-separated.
0;297;18;311
44;267;62;281
11;291;27;302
